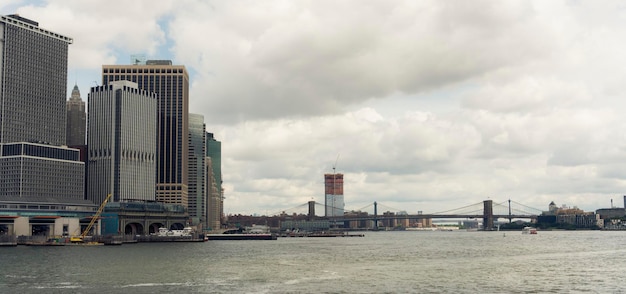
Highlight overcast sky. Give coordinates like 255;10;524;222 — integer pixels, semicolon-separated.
3;0;626;215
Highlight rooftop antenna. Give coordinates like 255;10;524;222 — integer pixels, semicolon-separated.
332;153;340;175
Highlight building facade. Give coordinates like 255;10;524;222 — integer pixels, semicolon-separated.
206;157;221;230
102;60;189;207
0;142;85;201
188;113;206;226
87;81;157;205
324;173;344;217
66;84;86;146
206;132;222;198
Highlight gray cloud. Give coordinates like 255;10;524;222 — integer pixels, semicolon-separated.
172;0;557;124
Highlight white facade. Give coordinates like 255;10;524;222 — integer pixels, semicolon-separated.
206;157;221;230
87;81;157;205
1;216;99;237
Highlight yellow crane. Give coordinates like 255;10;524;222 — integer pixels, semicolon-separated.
70;193;112;243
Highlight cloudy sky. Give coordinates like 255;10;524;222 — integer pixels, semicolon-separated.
3;0;626;215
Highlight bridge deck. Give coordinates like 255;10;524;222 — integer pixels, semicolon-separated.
330;214;537;222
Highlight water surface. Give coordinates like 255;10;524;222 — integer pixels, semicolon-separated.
1;230;624;293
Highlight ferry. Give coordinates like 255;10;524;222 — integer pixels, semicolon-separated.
205;225;277;240
157;227;193;237
522;227;537;234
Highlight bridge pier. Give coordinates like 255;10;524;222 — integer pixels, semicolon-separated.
483;200;493;230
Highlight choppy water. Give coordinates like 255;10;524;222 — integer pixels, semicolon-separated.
1;230;625;293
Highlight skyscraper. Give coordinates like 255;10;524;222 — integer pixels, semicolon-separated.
66;84;86;146
87;81;157;205
102;60;189;207
188;113;206;226
324;173;344;217
206;157;221;230
206;133;222;228
0;15;71;145
0;14;85;204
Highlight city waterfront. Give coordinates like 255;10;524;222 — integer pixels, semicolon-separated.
1;230;624;293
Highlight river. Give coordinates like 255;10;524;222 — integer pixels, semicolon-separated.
0;230;624;293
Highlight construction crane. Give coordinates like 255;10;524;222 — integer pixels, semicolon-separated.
70;193;112;243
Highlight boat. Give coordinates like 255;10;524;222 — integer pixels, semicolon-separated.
522;227;537;234
205;225;277;240
157;227;193;237
406;227;437;231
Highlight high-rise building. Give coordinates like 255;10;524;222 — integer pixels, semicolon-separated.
102;60;189;207
206;157;221;230
188;113;206;226
206;132;222;228
66;84;86;146
0;15;71;145
87;81;157;205
0;15;85;204
324;173;344;217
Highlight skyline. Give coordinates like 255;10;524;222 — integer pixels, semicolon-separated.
2;1;626;214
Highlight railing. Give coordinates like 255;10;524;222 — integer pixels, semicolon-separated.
0;235;17;246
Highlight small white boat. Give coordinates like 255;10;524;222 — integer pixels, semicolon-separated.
522;227;537;235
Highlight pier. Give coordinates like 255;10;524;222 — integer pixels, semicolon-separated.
0;234;206;246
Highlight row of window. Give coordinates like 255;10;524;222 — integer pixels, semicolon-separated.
0;204;94;211
88;149;156;161
1;143;80;161
3;16;72;43
103;68;185;74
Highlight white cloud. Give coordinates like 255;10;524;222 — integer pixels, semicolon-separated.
11;0;174;69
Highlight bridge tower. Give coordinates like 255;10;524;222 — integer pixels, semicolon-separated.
374;201;378;231
483;200;494;230
508;199;512;223
308;201;315;221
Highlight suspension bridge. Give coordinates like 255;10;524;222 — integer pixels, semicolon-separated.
270;199;544;230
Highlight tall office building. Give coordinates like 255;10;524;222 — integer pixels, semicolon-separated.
206;133;222;228
102;60;189;207
66;84;86;146
87;81;157;205
0;15;71;145
188;113;206;226
0;15;85;204
324;173;344;217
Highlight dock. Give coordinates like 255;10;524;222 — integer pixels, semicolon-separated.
280;232;365;238
0;235;17;246
1;234;206;246
135;235;206;243
206;233;277;241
